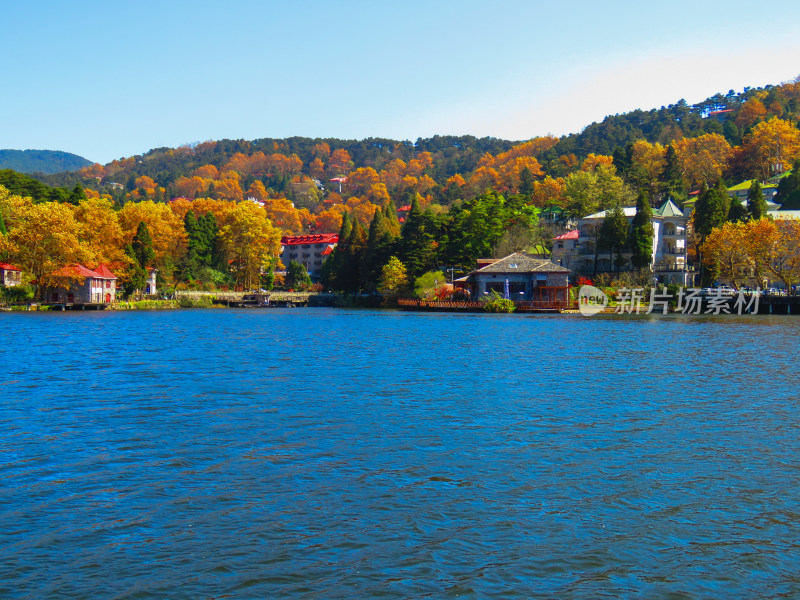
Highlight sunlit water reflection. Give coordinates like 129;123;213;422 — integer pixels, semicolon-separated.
1;308;799;598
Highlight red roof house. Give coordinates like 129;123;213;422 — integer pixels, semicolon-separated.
0;262;22;287
280;234;339;281
46;264;118;305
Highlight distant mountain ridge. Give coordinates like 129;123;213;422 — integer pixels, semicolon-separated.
0;149;92;174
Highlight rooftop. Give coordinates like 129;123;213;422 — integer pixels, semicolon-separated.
728;179;777;192
93;263;117;279
769;210;800;220
582;199;684;220
281;233;339;245
473;252;570;274
51;264;116;279
554;230;579;240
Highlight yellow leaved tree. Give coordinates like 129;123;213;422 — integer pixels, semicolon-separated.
119;200;187;278
739;118;800;180
5;201;91;298
701;221;750;288
73;196;128;267
219;202;281;290
673;134;733;190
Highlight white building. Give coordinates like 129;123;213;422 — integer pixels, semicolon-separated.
551;199;691;285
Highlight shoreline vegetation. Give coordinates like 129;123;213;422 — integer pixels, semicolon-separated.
3;287;798;315
2;82;800;307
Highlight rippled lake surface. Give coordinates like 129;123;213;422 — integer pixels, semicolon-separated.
2;308;800;599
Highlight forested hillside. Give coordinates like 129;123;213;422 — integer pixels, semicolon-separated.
3;78;800;298
0;150;91;174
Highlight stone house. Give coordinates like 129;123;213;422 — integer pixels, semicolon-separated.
0;262;23;287
457;253;571;304
46;264;118;304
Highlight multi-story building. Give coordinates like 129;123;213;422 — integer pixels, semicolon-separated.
280;234;338;280
551;199;691;285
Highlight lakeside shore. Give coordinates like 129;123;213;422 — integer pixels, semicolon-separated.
4;291;799;315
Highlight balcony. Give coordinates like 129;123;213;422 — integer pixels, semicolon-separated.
661;248;685;257
654;262;692;273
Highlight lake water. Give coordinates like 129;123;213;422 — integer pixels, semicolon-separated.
1;308;800;599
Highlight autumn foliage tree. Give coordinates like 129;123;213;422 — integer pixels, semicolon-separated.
738;118;800;179
119;200;187;278
72;196;127;267
704;217;800;290
219;202;281;290
5;201;90;298
701;221;750;288
672;134;733;190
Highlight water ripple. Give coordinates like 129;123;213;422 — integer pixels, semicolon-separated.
1;309;800;598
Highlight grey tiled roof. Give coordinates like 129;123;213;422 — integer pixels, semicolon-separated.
473;253;571;274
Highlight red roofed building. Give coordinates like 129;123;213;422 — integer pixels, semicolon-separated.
46;263;118;305
0;262;22;287
280;233;339;280
551;230;580;270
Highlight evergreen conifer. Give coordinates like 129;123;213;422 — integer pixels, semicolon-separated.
629;190;654;270
746;180;768;220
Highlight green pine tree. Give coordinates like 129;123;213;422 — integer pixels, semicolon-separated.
746;180;768;220
629;191;654;270
67;184;87;206
339;218;367;293
285;260;312;290
361;208;395;291
727;196;748;222
660;145;685;203
694;183;729;285
774;159;800;210
383;198;400;237
183;211;201;280
132;221;156;269
598;203;629;273
694;185;728;242
518;166;535;196
396;196;436;280
200;212;222;269
123;243;147;297
321;211;352;290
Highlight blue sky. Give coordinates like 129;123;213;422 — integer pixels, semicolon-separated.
3;0;800;164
